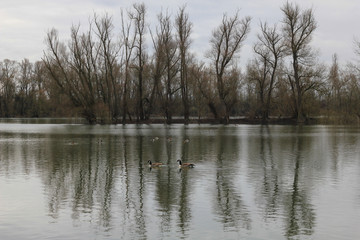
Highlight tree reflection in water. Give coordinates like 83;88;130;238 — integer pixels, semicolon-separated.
250;125;316;239
214;127;251;231
258;125;280;219
43;135;119;231
1;124;359;239
283;127;315;239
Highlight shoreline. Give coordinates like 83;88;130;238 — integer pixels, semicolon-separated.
1;117;358;125
117;117;304;125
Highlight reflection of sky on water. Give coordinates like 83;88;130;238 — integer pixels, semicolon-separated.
0;122;359;239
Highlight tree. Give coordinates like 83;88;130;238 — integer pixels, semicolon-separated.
344;69;360;120
120;8;136;123
94;13;121;122
17;59;36;116
151;11;179;123
326;54;343;113
0;59;17;117
208;11;251;123
33;61;49;117
343;40;360;120
43;14;121;124
129;3;148;121
252;22;285;121
281;2;324;122
175;6;192;124
192;63;220;119
43;28;96;123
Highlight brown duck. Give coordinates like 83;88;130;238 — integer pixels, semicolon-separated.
176;159;195;168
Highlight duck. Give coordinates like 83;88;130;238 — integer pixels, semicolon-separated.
151;137;159;142
176;159;195;168
183;138;190;144
147;160;163;168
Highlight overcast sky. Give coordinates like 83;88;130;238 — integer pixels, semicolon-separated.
1;0;359;65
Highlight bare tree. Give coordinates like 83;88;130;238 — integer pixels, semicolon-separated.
281;2;324;122
33;61;48;116
129;3;148;121
345;40;360;120
148;12;166;120
327;54;343;112
120;9;136;123
17;59;35;116
192;63;220;119
43;27;98;123
43;14;121;124
94;13;121;122
151;11;179;123
208;11;251;123
344;69;360;120
0;59;17;117
175;5;192;124
354;39;360;57
252;22;285;121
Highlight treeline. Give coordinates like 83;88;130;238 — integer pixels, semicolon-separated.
1;2;360;124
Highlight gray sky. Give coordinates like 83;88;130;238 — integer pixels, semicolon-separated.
1;0;359;65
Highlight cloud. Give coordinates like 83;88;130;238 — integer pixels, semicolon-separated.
0;0;359;65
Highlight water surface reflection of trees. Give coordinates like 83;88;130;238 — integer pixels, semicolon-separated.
213;127;251;232
42;135;120;230
249;126;316;239
2;125;359;239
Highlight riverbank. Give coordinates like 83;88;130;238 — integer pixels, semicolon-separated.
119;117;304;125
1;116;358;125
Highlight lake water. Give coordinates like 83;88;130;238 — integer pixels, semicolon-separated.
0;120;359;239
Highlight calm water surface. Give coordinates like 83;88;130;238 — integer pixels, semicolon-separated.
0;120;359;239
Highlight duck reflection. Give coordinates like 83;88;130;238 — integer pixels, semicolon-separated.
174;126;193;237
